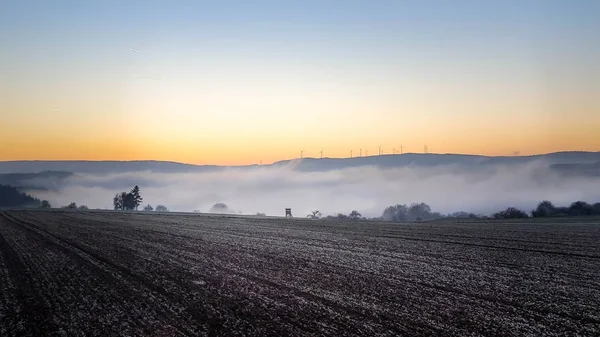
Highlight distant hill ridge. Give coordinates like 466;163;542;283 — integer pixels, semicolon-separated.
1;151;600;174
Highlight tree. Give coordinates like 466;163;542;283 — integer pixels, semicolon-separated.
408;202;432;221
130;185;143;210
113;193;123;211
143;204;154;211
493;207;528;219
256;212;266;216
0;185;42;208
349;210;362;220
78;205;88;210
568;201;594;216
123;192;136;210
531;200;556;217
307;210;322;219
40;200;51;208
593;203;600;215
209;203;230;213
382;204;408;222
155;205;169;212
65;202;77;209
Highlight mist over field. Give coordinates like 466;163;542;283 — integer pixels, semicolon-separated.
26;160;600;217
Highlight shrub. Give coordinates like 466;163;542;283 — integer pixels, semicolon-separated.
493;207;529;219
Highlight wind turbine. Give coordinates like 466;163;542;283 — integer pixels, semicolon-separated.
300;150;304;159
320;149;323;159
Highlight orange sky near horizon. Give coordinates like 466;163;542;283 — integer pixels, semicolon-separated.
2;1;599;165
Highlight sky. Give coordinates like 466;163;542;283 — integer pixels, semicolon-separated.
1;0;599;165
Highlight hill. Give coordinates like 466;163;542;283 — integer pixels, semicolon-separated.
0;171;74;190
1;151;599;174
0;184;42;208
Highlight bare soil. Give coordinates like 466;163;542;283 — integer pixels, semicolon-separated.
1;210;599;336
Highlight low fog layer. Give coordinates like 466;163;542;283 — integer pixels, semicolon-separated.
27;160;600;217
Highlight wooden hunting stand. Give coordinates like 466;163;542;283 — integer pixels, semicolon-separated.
285;208;293;217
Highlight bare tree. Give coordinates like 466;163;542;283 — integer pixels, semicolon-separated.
307;210;322;219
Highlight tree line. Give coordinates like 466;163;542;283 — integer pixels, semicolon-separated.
0;185;45;208
306;199;600;223
493;200;600;219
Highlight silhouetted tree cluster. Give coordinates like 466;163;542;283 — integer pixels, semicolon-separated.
63;202;78;209
0;185;41;208
209;203;231;214
493;207;529;219
531;200;600;217
382;203;443;222
41;200;52;208
113;185;143;211
447;211;479;218
155;205;169;212
313;210;366;221
143;204;154;211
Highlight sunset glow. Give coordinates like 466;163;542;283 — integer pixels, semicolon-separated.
2;1;599;165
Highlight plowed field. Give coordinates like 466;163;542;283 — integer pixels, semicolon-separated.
1;210;599;336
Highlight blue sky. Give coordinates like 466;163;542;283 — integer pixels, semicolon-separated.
1;1;599;163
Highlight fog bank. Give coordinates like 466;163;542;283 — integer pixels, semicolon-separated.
27;160;600;217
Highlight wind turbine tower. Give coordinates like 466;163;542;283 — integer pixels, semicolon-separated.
424;145;428;154
320;150;323;159
300;150;304;159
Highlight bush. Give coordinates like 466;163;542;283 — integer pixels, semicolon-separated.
493;207;529;219
307;210;322;219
